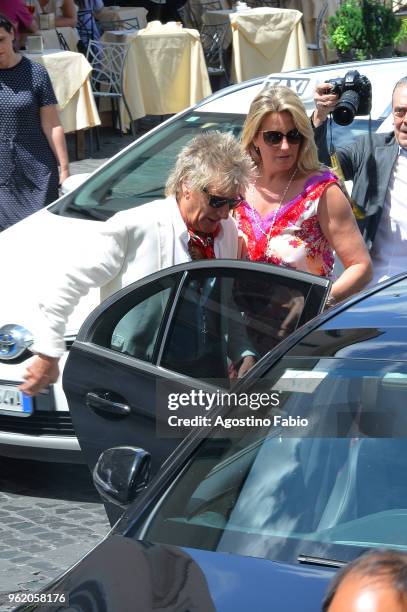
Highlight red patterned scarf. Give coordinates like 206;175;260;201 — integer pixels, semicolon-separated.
187;226;220;260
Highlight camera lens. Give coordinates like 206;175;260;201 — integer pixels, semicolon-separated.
332;90;360;126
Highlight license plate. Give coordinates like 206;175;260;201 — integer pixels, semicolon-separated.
0;384;33;416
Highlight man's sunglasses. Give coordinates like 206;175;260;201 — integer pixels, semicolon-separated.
202;187;243;209
261;128;303;146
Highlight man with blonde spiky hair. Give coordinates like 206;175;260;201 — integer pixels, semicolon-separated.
20;131;256;396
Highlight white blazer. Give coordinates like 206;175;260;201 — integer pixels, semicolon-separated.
31;198;239;357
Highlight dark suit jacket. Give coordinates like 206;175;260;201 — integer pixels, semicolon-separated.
314;121;399;249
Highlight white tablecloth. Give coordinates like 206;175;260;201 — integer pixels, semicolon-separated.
39;27;79;52
25;50;100;133
102;23;212;130
208;7;310;83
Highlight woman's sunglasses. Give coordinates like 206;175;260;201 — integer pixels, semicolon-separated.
261;128;303;146
202;187;243;209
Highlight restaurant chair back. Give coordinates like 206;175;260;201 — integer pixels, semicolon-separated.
56;29;70;51
86;40;135;138
392;0;407;12
77;9;99;53
200;22;230;87
178;4;199;29
98;17;141;33
306;0;329;65
191;1;223;31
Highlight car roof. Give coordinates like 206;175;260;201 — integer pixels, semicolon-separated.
197;57;407;120
287;274;407;361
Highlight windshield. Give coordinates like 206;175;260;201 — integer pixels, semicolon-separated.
50;112;385;221
140;357;407;565
51;113;245;221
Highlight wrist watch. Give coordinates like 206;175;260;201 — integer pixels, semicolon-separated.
324;295;337;310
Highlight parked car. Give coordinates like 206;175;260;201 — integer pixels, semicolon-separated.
1;56;407;463
14;271;407;611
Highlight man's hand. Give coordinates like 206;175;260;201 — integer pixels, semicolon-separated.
237;355;256;378
313;82;339;127
19;354;60;397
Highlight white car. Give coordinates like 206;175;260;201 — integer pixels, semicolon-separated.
1;56;406;462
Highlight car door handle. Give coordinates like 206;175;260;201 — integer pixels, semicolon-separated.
86;392;130;416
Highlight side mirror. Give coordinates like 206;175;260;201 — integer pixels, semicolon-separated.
93;446;151;508
60;173;91;195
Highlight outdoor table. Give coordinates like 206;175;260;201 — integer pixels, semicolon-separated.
102;22;212;131
209;7;310;83
24;50;100;134
97;6;149;29
39;26;80;51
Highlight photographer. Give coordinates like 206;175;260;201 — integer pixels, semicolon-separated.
312;75;407;285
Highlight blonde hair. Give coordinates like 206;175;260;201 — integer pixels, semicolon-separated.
241;86;321;174
165;131;256;198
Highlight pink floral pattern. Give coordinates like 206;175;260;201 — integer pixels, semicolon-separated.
235;171;339;277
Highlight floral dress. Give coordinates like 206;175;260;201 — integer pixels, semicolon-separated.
235;171;339;277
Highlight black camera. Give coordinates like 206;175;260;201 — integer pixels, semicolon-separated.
326;70;372;126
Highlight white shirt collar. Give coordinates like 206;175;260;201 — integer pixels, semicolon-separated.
170;197;189;251
398;146;407;158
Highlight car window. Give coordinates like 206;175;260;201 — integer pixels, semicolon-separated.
159;267;319;381
51;113;245;221
140;357;407;565
89;274;181;362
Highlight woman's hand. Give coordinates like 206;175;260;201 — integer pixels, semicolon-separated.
40;105;70;187
59;167;70;186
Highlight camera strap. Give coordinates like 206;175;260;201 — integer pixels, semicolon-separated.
328;115;365;221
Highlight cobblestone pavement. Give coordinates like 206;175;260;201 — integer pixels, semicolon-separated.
0;458;110;612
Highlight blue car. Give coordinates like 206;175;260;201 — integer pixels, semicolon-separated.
14;268;407;611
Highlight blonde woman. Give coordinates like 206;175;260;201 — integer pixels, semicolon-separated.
236;85;372;306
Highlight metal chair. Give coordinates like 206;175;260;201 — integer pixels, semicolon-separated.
98;17;141;32
178;4;199;28
200;22;230;87
86;40;135;139
76;9;98;54
306;0;329;65
393;0;407;12
56;29;70;51
190;2;223;30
